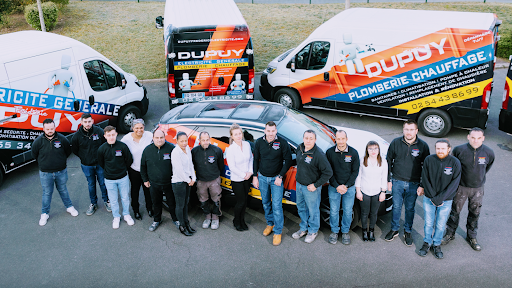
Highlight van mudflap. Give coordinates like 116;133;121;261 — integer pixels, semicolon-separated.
448;106;488;129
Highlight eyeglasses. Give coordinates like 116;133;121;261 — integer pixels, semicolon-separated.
368;147;379;151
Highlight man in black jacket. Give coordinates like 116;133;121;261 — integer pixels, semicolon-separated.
418;139;461;259
442;128;494;251
33;119;78;226
71;113;110;216
191;131;225;231
141;130;178;232
252;121;292;246
326;130;359;245
292;130;333;244
97;126;134;229
385;120;430;246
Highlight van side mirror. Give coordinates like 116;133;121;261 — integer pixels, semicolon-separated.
155;16;164;29
291;56;296;73
324;71;329;81
120;73;126;89
89;95;95;106
73;100;80;111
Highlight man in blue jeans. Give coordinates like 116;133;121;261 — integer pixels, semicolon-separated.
418;139;461;259
253;121;292;246
71;113;110;216
292;130;332;244
32;118;79;226
385;120;430;246
325;130;359;245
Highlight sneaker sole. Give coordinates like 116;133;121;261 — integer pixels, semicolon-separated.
385;233;399;242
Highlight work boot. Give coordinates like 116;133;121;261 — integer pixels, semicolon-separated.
466;237;482;251
273;234;282;246
441;233;455;245
263;225;274;236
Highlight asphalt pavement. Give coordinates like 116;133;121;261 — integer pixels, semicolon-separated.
1;68;512;287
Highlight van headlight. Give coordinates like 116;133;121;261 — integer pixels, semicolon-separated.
264;65;277;74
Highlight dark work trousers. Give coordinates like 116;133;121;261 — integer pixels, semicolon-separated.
445;185;484;239
231;179;250;226
172;182;191;227
150;183;178;223
360;193;380;230
128;167;153;214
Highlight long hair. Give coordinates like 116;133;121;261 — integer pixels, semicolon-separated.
363;141;382;167
229;123;244;144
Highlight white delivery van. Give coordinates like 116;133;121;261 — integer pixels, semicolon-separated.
155;0;255;109
260;8;501;137
0;31;149;187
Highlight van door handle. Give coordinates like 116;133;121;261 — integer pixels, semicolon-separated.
218;77;224;86
324;72;329;81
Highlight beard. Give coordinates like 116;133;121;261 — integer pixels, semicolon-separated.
436;152;448;159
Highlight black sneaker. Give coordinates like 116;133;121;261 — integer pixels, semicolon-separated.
404;232;413;247
341;233;351;245
441;233;455;245
328;232;338;245
385;230;399;242
418;242;430;257
431;245;443;259
149;221;161;232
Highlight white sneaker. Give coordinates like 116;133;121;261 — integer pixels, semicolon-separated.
39;213;49;226
113;217;120;229
211;219;219;230
292;230;307;239
66;206;79;217
305;232;318;244
124;215;135;226
202;219;211;229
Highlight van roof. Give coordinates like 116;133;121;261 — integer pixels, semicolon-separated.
163;0;247;30
308;8;497;40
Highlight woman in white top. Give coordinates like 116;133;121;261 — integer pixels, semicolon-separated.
355;141;388;242
225;123;253;231
121;119;153;220
171;131;197;236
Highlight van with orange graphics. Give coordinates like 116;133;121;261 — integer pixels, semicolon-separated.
260;8;501;137
155;0;255;110
499;56;512;134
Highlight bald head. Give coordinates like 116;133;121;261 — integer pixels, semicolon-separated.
153;130;166;148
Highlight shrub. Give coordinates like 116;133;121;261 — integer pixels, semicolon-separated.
24;1;58;31
497;31;512;59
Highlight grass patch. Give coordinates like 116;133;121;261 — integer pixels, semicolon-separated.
1;1;511;79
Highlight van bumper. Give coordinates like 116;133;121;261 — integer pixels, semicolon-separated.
499;108;512;134
141;86;149;116
259;73;272;101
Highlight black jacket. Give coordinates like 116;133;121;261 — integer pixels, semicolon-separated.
452;143;494;188
191;144;224;182
295;143;333;188
326;145;360;188
71;125;105;166
140;142;175;186
421;154;461;206
253;135;292;178
386;136;430;183
32;132;71;172
97;141;133;180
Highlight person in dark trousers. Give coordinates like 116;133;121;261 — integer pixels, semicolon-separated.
418;139;461;259
97;126;134;229
140;130;179;232
191;131;225;231
171;131;197;236
292;130;333;244
71;113;110;216
355;141;387;242
33;119;78;226
225;123;253;232
442;128;494;251
385;120;430;246
326;130;359;245
252;121;292;246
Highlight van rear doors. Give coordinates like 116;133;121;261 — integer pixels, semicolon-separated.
499;56;512;134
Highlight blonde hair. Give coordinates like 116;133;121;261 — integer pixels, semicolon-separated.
229;123;244;144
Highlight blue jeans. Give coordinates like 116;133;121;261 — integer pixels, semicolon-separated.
328;185;356;234
391;179;419;233
296;182;321;234
81;164;109;205
40;168;73;214
105;175;131;218
423;197;452;246
258;173;284;234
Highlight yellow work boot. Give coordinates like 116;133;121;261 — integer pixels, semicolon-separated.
263;225;274;236
273;234;282;246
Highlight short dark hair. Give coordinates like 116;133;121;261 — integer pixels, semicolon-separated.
81;113;92;120
265;121;276;127
104;125;116;133
42;118;54;126
176;131;187;140
303;129;316;138
199;131;210;139
403;119;418;128
336;130;347;138
469;127;484;136
435;139;451;148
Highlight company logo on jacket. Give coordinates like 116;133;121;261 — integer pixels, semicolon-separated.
305;155;313;164
92;134;99;141
54;141;61;148
272;142;280;150
411;149;420;157
478;157;486;165
344;155;352;162
163;153;170;160
115;150;122;157
444;167;453;175
208;156;215;163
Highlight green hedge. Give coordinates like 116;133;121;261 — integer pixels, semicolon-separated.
497;32;512;59
24;1;58;31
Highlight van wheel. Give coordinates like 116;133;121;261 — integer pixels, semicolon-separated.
117;105;141;134
276;88;301;110
418;109;452;137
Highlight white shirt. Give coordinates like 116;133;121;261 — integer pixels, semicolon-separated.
171;145;196;184
225;141;253;182
121;131;153;172
355;158;388;196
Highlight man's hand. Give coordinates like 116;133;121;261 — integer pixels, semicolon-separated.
144;181;150;188
252;177;259;189
417;186;424;196
431;199;443;207
274;177;282;187
337;185;348;195
189;180;195;187
387;182;392;191
307;184;317;192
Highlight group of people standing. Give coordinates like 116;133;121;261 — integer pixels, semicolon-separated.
32;115;494;257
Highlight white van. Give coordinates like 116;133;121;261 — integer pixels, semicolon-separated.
260;8;501;137
0;31;149;186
